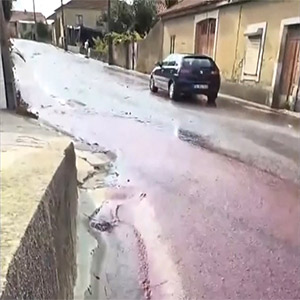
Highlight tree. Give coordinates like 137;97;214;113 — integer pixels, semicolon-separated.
133;0;157;36
2;0;12;22
104;0;157;37
36;22;50;40
165;0;178;9
110;0;134;33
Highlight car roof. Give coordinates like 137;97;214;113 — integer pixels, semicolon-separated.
169;53;213;60
181;53;212;59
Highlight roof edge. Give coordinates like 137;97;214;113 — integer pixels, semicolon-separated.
159;0;248;18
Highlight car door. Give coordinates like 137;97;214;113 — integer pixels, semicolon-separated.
152;65;163;88
162;55;181;90
153;55;171;89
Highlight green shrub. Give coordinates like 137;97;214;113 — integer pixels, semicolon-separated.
36;22;50;40
93;37;108;54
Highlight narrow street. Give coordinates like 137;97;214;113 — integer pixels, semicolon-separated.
14;39;300;299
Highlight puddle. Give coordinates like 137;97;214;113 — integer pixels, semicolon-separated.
75;148;147;300
68;99;87;107
75;190;145;300
75;190;98;300
177;128;212;149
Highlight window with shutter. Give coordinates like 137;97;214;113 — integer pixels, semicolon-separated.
242;22;267;82
244;36;261;75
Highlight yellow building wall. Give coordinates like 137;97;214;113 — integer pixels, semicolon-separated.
64;8;103;28
215;5;240;81
163;15;194;58
52;8;104;45
217;0;300;87
162;0;300;89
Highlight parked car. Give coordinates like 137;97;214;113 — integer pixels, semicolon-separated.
149;54;220;105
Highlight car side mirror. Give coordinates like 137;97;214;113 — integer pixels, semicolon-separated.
156;61;163;67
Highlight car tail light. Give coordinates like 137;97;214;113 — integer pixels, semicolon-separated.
211;69;219;75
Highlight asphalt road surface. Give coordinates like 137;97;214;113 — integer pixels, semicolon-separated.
14;40;300;300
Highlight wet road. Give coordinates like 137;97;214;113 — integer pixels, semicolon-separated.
14;40;300;299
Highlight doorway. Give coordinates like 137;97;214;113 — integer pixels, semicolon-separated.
195;18;216;57
279;24;300;109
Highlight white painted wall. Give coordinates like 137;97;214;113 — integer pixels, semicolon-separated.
0;45;7;109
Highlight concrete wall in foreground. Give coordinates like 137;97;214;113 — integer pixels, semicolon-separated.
0;44;6;109
1;143;78;300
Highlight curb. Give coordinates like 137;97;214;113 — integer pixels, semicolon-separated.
103;63;150;81
219;93;300;119
88;55;300;119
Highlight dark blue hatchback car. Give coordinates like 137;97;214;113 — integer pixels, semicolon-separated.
150;54;220;105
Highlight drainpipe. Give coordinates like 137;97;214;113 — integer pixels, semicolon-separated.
231;4;242;81
0;0;16;109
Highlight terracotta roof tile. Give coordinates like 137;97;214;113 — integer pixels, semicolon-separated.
56;0;108;11
10;10;46;23
160;0;223;17
156;0;167;13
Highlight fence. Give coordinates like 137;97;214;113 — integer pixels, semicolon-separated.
76;20;163;75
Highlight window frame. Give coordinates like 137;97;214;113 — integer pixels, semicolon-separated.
75;14;83;26
241;22;267;82
193;10;219;60
170;35;176;54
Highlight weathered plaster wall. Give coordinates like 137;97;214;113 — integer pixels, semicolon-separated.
217;0;300;86
161;0;300;106
0;44;6;108
162;15;194;58
64;8;103;28
136;21;164;74
217;0;300;105
1;143;78;300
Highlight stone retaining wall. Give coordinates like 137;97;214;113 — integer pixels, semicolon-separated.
1;143;78;300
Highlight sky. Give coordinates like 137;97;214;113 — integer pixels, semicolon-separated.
13;0;65;18
13;0;131;18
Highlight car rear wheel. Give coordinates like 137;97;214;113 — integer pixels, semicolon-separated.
150;77;158;93
169;81;179;101
207;94;217;107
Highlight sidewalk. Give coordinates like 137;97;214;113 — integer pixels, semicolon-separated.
0;111;110;293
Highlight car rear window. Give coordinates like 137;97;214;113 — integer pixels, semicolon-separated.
182;57;213;68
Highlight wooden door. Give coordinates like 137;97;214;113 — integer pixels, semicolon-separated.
195;18;216;57
280;25;300;102
207;19;216;57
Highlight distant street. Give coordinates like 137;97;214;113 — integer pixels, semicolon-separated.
14;39;300;299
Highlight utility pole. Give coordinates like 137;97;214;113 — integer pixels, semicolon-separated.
61;0;68;51
32;0;37;40
107;0;113;65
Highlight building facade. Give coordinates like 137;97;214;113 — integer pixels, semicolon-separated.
49;0;107;47
160;0;300;110
9;10;46;39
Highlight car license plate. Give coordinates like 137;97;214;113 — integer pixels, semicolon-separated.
194;84;208;89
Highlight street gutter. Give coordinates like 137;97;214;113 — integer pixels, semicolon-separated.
98;59;300;119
